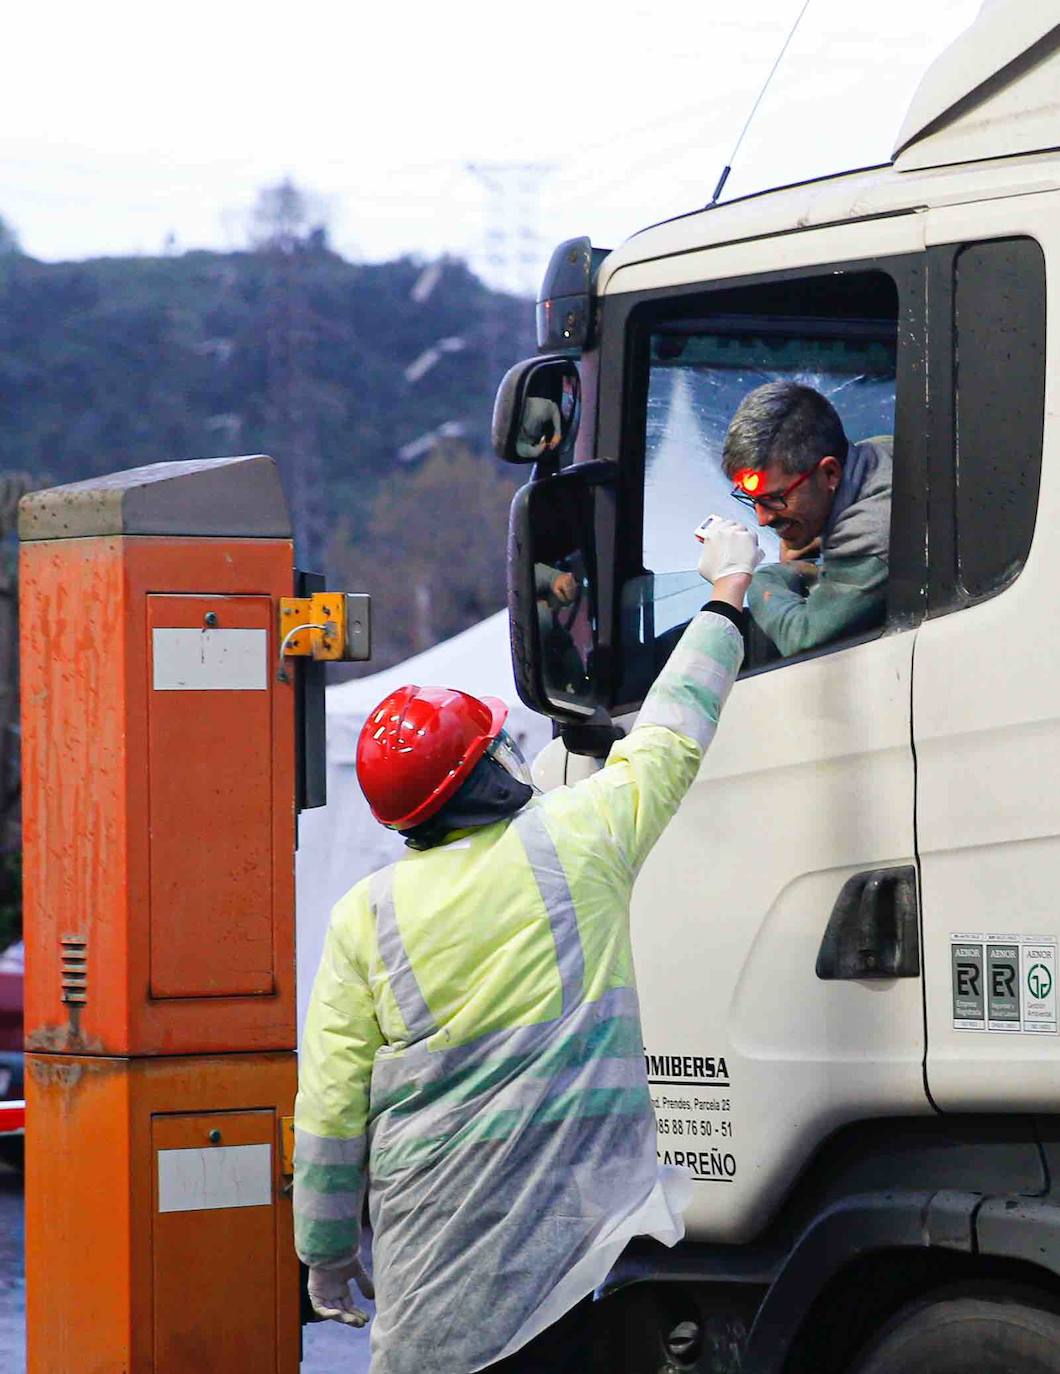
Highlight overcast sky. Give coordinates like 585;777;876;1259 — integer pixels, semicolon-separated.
3;1;980;292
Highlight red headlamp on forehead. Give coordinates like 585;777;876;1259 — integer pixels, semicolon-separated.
733;468;763;494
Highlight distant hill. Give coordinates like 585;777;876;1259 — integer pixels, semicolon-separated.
0;243;539;676
0;245;536;553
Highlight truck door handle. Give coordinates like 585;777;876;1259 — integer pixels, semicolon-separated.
815;865;920;980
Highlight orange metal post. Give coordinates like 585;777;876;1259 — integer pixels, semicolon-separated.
21;457;302;1374
26;1053;299;1373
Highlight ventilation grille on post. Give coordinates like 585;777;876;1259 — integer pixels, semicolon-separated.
60;935;88;1004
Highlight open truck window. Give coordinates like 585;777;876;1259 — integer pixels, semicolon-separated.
614;267;912;706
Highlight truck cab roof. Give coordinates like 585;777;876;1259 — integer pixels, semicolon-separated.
597;1;1060;295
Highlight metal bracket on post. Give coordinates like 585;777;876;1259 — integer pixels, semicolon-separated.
277;592;371;681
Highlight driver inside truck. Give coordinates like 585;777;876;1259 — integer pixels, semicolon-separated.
515;396;562;459
515;370;578;461
720;380;892;657
535;559;589;699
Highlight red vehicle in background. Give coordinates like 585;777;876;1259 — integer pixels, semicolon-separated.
0;940;23;1169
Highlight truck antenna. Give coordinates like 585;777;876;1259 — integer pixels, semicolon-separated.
709;0;812;207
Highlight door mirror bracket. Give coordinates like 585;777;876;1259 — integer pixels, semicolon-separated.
560;711;624;759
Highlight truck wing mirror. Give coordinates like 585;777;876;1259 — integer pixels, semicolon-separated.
492;356;580;467
507;461;615;724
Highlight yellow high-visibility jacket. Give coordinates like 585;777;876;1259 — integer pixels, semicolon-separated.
294;609;744;1373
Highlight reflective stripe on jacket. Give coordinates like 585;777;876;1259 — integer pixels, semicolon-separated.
294;609;744;1373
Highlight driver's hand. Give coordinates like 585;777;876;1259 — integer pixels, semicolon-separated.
779;535;822;563
785;560;820;587
551;572;578;604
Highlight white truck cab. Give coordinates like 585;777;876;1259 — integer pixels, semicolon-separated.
494;7;1060;1371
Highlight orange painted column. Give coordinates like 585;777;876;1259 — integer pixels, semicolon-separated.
20;457;301;1374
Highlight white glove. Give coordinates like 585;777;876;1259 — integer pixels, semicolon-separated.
694;516;763;583
308;1255;375;1328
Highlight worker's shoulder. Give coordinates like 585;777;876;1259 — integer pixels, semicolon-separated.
508;788;592;839
329;868;380;930
529;767;627;833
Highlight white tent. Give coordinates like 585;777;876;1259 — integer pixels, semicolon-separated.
295;610;553;1028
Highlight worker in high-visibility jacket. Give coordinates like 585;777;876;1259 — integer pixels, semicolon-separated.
294;517;763;1373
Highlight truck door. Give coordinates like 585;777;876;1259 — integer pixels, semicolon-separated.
913;208;1054;1110
601;227;933;1242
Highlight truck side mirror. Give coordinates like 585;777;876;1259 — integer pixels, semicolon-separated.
507;461;614;724
492;356;580;467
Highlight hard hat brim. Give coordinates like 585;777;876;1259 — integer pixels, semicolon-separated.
479;696;509;740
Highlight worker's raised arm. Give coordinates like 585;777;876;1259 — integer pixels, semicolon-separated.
571;518;759;876
294;889;383;1326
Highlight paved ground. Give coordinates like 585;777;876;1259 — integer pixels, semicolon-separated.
302;1311;374;1372
301;1248;375;1373
0;1166;373;1373
0;1161;25;1374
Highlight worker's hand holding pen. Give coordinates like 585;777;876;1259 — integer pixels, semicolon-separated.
308;1254;375;1327
694;515;763;593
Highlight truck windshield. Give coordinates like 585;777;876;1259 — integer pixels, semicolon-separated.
621;293;898;694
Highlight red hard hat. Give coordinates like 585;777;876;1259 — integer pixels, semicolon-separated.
356;684;509;830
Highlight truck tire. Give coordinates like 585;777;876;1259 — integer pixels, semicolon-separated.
850;1289;1060;1374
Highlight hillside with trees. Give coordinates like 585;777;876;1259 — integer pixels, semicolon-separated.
0;193;540;936
0;196;535;672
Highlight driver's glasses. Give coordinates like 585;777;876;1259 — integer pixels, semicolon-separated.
730;460;822;513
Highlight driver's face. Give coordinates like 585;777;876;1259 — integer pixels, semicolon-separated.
752;456;842;548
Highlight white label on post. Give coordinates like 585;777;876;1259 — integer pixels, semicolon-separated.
157;1143;273;1212
152;628;267;691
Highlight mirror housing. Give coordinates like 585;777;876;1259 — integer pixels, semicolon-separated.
492;355;581;467
507;461;615;725
536;236;609;352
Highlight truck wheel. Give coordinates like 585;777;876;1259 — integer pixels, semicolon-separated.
850;1289;1060;1373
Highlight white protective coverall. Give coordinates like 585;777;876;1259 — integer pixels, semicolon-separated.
294;607;744;1372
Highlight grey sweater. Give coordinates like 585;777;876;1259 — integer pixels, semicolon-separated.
747;437;892;657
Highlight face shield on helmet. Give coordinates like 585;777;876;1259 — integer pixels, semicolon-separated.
486;728;534;790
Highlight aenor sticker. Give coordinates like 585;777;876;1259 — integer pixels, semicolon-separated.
986;943;1021;1030
1021;942;1057;1033
950;934;1057;1034
951;941;985;1029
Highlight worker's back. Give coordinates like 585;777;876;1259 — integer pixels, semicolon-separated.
341;788;660;1372
365;799;638;1047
